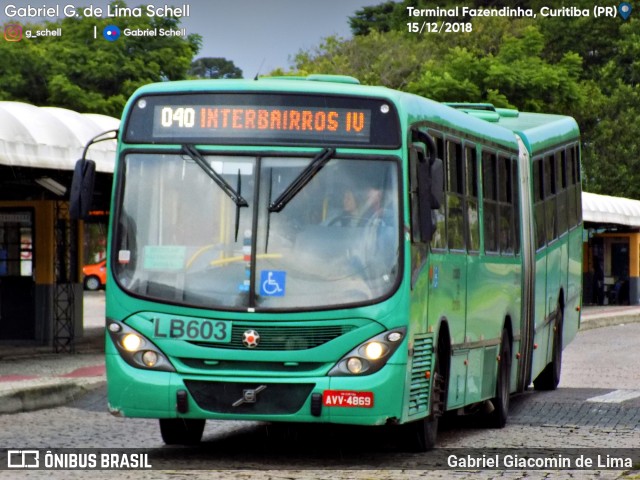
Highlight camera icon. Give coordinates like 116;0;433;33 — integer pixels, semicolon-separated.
4;24;23;42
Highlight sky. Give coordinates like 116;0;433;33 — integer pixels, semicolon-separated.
1;0;383;77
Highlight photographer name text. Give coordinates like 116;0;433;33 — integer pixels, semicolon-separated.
5;4;190;19
448;453;634;469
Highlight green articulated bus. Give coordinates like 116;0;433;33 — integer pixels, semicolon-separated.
73;75;582;450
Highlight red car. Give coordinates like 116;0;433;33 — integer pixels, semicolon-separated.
83;259;106;290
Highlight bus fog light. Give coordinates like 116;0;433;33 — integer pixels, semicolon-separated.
387;331;403;342
347;357;364;374
122;333;143;352
142;350;159;367
108;323;122;333
364;341;386;360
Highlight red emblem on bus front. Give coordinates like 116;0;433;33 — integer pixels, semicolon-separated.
242;329;260;348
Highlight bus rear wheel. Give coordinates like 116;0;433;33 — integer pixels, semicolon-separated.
159;419;205;445
487;329;511;428
534;305;563;391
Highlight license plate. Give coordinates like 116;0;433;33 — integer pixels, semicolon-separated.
323;390;374;408
153;315;232;343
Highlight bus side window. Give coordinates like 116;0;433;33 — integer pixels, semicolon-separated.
446;140;465;251
409;143;426;243
482;151;498;254
430;134;446;250
533;158;546;250
557;150;568;235
498;155;514;255
567;147;577;228
465;146;480;252
511;158;521;254
574;145;582;223
544;155;558;243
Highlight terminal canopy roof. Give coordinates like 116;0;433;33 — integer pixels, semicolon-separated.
582;191;640;228
0;102;118;173
0;102;118;203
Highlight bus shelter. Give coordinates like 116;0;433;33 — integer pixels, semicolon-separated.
582;191;640;306
0;101;117;350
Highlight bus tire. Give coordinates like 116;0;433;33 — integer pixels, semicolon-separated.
159;418;205;445
403;351;445;451
534;305;563;391
487;329;511;428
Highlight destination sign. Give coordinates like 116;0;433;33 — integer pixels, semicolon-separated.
153;105;370;141
124;93;400;147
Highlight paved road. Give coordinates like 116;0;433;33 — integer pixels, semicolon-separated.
1;322;639;479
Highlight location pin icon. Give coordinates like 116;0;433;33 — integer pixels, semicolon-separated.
619;2;632;20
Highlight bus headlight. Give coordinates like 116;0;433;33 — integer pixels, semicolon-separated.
107;319;175;372
364;341;386;360
122;333;142;352
347;357;364;374
142;350;159;367
328;328;406;376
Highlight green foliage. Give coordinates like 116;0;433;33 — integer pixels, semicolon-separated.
189;57;243;79
0;2;201;116
280;1;640;199
349;1;398;35
581;83;640;197
290;31;432;89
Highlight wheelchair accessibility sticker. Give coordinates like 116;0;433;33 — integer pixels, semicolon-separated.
260;270;286;297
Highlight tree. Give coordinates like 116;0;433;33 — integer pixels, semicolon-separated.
581;83;640;197
0;1;201;116
0;23;52;105
189;57;243;79
284;0;640;199
289;31;433;90
287;17;589;113
349;1;398;36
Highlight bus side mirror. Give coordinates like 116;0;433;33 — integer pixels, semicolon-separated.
416;156;444;243
69;158;96;220
411;144;441;243
410;129;444;243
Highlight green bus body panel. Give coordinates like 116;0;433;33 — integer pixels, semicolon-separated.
427;252;521;409
106;78;582;428
505;110;581;383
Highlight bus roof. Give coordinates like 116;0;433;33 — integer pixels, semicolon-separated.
129;77;576;155
446;103;580;155
498;111;580;155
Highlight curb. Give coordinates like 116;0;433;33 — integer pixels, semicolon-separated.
580;313;640;331
0;378;105;415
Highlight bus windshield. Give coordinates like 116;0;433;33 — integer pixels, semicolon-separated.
114;151;400;311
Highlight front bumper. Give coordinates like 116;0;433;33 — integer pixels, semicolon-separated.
106;351;407;426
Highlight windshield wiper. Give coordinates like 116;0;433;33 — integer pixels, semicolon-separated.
268;147;335;212
182;144;248;207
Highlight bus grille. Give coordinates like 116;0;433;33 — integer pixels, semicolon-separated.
409;335;434;416
190;324;356;350
184;380;314;414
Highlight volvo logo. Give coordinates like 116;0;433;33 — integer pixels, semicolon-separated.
242;329;260;348
232;385;267;407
